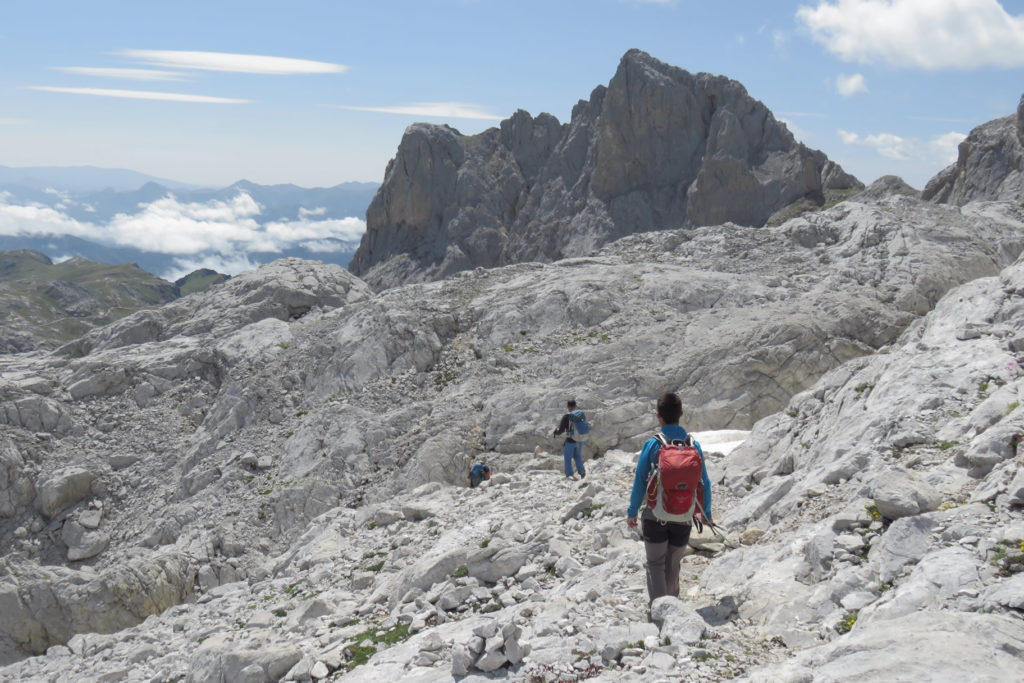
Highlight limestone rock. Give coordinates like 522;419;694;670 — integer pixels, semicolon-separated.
871;469;942;520
34;467;95;519
61;519;109;561
746;612;1024;681
650;596;707;644
350;49;861;290
923;93;1024;205
0;441;34;519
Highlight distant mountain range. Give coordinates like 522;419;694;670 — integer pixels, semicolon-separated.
0;166;379;278
0;164;200;193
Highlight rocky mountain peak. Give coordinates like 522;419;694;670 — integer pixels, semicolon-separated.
923;92;1024;205
349;49;862;290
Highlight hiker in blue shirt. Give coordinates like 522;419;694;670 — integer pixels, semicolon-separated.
553;398;586;480
626;392;712;605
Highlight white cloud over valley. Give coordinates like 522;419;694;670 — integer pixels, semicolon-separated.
0;192;366;276
797;0;1024;69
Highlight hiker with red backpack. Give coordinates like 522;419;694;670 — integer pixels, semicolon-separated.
626;392;712;605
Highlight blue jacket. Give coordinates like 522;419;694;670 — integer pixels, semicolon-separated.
627;424;712;520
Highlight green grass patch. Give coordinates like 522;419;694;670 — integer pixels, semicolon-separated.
346;622;413;671
835;610;858;634
451;565;469;579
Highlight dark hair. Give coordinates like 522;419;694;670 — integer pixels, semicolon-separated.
567;399;577;408
657;392;683;424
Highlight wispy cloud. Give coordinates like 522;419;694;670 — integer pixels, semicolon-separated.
28;86;249;104
54;66;187;81
797;0;1024;68
337;101;504;121
835;73;868;97
839;128;966;164
119;49;347;75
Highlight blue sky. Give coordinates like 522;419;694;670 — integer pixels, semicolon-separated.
1;0;1023;190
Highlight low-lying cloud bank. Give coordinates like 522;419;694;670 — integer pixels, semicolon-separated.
0;191;366;280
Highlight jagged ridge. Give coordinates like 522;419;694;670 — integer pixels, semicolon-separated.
349;49;862;290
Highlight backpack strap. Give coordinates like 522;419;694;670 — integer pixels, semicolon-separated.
654;432;694;448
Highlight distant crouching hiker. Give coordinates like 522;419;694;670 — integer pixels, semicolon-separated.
626;392;712;607
468;461;490;488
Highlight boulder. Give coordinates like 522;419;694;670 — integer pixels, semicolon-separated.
34;467;95;519
871;469;942;520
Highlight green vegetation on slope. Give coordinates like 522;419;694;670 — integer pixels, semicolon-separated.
0;250;227;352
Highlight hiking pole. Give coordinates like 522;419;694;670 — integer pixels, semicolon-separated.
694;502;738;549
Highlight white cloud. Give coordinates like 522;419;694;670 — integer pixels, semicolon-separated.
107;194;263;253
337;102;504;121
838;128;909;159
836;73;869;97
773;29;790;48
0;200;104;240
301;239;353;253
299;206;327;218
264;216;366;245
119;49;347;75
54;67;187;81
797;0;1024;68
163;253;260;282
839;128;967;164
0;192;366;263
28;86;249;104
931;131;967;164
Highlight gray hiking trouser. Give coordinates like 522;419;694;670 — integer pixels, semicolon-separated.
641;518;691;603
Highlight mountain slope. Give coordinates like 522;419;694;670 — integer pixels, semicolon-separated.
0;250;181;352
1;85;1023;683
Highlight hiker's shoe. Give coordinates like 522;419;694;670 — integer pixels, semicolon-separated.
579;470;586;479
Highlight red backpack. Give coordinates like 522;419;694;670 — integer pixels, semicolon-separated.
645;433;704;524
